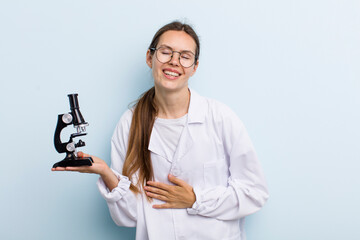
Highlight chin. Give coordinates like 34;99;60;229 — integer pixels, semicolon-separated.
154;77;181;88
156;82;187;93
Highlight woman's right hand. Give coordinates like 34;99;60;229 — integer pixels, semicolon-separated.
51;152;109;175
51;152;119;191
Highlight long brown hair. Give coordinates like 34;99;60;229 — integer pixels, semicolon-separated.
122;21;200;194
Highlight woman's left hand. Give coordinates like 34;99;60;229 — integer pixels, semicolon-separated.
144;174;196;209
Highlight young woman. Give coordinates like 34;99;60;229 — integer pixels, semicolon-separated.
52;21;269;240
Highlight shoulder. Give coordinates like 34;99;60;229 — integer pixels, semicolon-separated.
210;99;245;133
189;89;238;122
192;90;246;135
120;108;134;125
111;108;134;141
194;94;253;151
208;98;236;117
199;93;241;124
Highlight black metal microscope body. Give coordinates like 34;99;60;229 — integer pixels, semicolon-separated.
53;94;93;168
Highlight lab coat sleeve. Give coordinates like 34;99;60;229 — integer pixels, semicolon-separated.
97;109;138;227
187;103;269;220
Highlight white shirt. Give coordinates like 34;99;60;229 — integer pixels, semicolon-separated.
97;89;269;240
153;114;187;162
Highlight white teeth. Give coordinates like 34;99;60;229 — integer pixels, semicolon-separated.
164;71;180;77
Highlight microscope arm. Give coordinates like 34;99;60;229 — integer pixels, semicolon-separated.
54;114;71;154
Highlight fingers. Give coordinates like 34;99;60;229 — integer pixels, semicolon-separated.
51;167;66;171
78;152;102;164
147;177;195;209
51;165;92;173
145;191;168;201
152;203;172;209
168;174;186;187
144;183;171;203
146;181;171;191
64;166;92;172
144;185;168;195
77;151;91;158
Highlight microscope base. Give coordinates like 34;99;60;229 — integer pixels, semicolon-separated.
53;157;93;168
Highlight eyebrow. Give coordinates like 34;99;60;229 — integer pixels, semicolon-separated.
158;44;195;54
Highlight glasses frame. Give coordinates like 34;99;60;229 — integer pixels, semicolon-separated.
150;47;197;68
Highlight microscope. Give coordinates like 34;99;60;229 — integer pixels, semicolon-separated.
53;94;93;168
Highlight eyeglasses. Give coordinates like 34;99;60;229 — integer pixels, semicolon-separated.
150;46;196;68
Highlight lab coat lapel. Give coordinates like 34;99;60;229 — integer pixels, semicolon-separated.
172;88;207;163
148;125;169;161
172;123;193;162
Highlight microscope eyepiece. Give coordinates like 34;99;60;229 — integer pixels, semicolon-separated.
68;93;79;110
67;94;87;126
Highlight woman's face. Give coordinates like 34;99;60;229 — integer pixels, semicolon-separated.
146;30;199;93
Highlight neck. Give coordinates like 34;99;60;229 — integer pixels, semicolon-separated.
154;87;190;119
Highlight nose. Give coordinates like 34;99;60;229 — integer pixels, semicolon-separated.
169;51;181;66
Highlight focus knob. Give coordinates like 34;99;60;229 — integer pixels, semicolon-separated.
66;142;76;152
62;114;73;124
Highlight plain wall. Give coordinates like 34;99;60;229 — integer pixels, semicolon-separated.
0;0;359;239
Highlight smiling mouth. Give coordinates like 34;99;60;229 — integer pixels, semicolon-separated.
163;70;181;77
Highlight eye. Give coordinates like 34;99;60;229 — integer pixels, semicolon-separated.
159;48;172;55
181;53;192;60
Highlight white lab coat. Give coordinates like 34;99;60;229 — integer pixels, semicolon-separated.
97;89;269;240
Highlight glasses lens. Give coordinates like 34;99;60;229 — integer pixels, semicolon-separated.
179;51;195;68
156;47;172;63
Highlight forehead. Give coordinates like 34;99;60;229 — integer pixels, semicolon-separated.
157;30;196;52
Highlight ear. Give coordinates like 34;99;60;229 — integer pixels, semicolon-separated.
190;60;199;77
146;49;153;68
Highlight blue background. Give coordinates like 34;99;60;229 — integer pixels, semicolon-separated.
1;0;359;239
